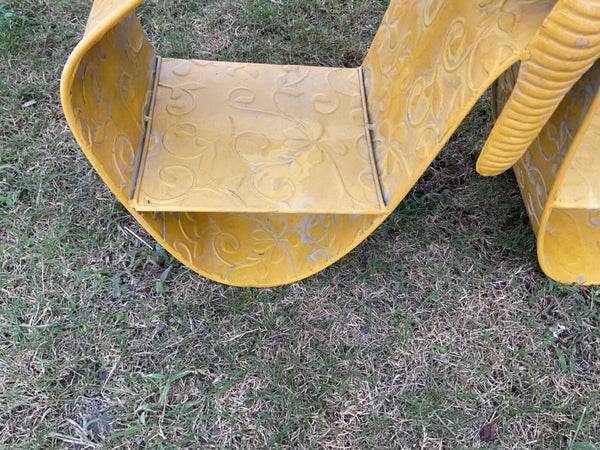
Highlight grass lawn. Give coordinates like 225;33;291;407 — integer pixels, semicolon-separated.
1;0;599;448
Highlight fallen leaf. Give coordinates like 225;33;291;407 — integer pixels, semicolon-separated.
480;422;498;442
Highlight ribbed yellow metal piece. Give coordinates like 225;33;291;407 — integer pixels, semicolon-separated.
495;62;600;285
477;0;600;176
62;0;596;287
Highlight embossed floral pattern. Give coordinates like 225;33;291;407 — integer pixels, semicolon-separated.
134;60;384;214
64;0;562;286
362;0;554;204
498;60;600;283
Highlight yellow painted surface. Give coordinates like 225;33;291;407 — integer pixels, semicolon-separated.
477;0;600;176
498;62;600;285
555;105;600;209
135;60;384;214
61;0;599;286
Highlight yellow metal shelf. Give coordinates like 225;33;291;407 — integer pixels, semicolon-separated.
61;0;600;286
134;59;384;214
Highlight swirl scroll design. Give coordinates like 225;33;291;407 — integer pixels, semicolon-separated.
135;60;384;214
63;0;574;286
362;0;554;205
496;59;600;283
